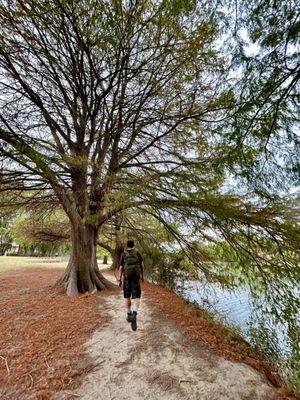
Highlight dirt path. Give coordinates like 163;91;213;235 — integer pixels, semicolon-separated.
57;273;277;400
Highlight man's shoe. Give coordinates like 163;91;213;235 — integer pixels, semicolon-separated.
131;311;137;331
127;312;132;323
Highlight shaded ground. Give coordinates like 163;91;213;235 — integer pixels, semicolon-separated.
0;261;297;399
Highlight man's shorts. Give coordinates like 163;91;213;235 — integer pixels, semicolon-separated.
123;276;141;299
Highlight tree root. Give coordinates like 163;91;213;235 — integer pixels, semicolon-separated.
56;256;117;296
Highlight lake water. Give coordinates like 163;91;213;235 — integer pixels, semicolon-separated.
181;279;293;354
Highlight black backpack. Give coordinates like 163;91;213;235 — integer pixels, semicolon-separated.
124;250;141;278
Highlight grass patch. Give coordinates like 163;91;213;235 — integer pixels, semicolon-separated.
0;256;111;273
0;256;68;272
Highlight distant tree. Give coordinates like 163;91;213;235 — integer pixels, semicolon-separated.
11;212;70;256
0;194;14;255
0;218;12;255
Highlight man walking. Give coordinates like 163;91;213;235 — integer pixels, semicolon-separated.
118;240;144;331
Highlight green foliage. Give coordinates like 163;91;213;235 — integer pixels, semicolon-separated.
248;314;300;393
0;197;14;255
96;247;110;260
144;248;191;291
220;0;300;193
248;318;282;362
10;211;70;256
0;224;12;255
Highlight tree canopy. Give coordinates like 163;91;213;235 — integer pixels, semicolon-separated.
0;0;298;298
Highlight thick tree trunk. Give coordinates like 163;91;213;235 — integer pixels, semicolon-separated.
109;212;124;270
57;223;115;296
111;242;124;270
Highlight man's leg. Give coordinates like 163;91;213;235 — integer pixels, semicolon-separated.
130;278;141;331
125;297;131;312
125;298;133;322
123;278;133;322
132;298;140;313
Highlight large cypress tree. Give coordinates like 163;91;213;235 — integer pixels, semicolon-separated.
0;0;225;294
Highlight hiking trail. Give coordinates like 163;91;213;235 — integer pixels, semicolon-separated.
57;272;277;400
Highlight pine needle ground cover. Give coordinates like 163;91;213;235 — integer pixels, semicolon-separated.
0;267;111;399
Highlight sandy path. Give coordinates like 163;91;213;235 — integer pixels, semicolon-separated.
58;274;277;400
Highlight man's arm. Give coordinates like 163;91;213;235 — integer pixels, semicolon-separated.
118;253;125;286
140;261;145;282
119;265;124;281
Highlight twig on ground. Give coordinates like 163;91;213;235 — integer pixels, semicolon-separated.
151;371;168;381
26;372;34;389
44;354;51;369
65;391;81;397
179;379;193;383
0;355;10;375
85;359;105;373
